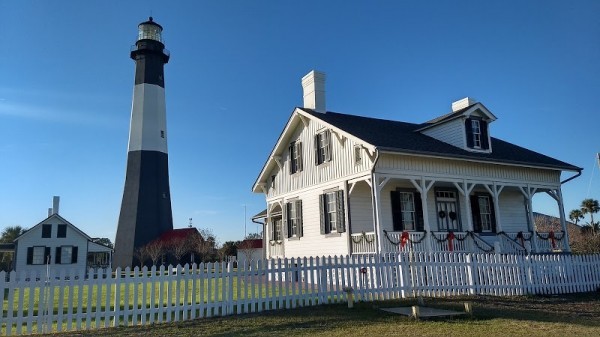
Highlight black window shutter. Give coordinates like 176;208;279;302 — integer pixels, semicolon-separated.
72;246;78;263
55;247;62;264
470;195;482;232
44;247;50;264
390;191;403;231
283;203;289;238
481;121;489;149
297;142;303;171
414;192;424;231
314;134;320;165
270;219;276;241
319;194;326;234
325;130;332;162
336;190;345;233
288;143;295;174
27;247;33;265
297;200;303;237
489;197;497;233
465;118;474;148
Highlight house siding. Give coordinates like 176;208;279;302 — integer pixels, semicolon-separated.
266;116;372;199
377;154;561;185
421;118;465;148
14;216;90;277
348;181;374;234
267;181;350;258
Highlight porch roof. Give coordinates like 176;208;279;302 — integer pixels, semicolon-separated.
300;108;580;172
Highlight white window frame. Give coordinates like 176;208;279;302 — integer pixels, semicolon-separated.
478;196;493;232
471;119;482;148
287;201;302;237
354;145;362;165
273;219;283;241
325;191;338;232
290;141;302;174
399;192;416;230
316;130;331;165
60;246;73;264
32;246;46;265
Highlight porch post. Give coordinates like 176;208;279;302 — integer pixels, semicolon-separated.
548;188;571;253
519;185;539;252
411;177;435;251
455;181;475;232
484;183;504;233
372;173;389;255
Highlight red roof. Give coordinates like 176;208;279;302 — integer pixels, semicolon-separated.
156;228;202;243
239;239;263;249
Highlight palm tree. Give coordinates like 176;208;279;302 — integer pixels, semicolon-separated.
569;209;584;225
581;198;600;235
0;225;27;243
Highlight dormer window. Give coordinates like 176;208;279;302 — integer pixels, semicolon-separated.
465;117;489;151
471;120;481;148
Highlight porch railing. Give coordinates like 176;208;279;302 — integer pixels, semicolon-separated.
350;232;377;254
380;231;428;253
498;232;530;254
534;231;567;252
268;241;285;258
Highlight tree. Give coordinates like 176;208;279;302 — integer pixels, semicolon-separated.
91;237;114;249
0;226;27;271
569;209;584;226
581;198;600;235
193;228;219;263
245;232;263;240
219;241;238;261
145;240;166;266
166;235;194;266
133;245;150;268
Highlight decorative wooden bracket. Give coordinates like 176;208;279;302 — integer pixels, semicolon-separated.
257;183;267;194
331;129;346;146
298;114;310;128
271;155;283;170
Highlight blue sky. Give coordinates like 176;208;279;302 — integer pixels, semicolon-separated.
1;1;599;244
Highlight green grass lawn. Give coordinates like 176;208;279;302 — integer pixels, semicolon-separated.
30;292;600;337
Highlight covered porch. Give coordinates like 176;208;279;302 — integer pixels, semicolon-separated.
347;173;570;255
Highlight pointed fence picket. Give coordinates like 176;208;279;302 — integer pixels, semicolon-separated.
1;252;600;336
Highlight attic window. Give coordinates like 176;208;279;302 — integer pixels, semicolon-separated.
471;120;481;148
315;130;332;165
465;117;489;150
354;145;362;165
57;224;67;238
42;224;51;238
289;141;303;174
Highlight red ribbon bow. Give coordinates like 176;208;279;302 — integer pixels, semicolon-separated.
549;230;556;249
447;231;455;251
400;231;409;249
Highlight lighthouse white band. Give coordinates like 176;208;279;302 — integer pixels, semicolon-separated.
127;83;168;153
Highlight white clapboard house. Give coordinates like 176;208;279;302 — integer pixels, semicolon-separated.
252;71;581;259
12;197;112;278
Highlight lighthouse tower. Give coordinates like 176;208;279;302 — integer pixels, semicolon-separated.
114;17;173;268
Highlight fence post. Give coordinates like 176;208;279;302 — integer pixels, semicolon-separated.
465;253;476;295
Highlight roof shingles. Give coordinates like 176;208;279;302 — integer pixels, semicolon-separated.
300;108;580;171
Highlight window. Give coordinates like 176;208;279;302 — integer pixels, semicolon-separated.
315;130;331;165
354;145;362;165
286;200;303;238
435;190;461;231
319;190;345;234
478;196;493;231
27;246;49;265
270;175;276;190
160;130;165;138
55;246;78;264
57;224;67;238
272;219;283;241
390;190;424;231
465;117;489;150
289;141;303;174
42;224;51;238
470;194;496;232
471;120;481;148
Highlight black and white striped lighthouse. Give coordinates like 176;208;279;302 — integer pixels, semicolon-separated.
114;17;173;268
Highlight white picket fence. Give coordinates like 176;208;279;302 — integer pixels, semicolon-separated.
1;252;600;336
